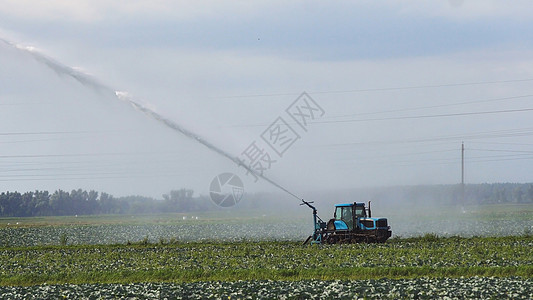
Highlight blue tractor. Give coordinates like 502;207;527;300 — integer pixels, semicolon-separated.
302;200;392;244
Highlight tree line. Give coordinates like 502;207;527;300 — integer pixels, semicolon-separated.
394;183;533;205
0;188;210;217
1;183;532;217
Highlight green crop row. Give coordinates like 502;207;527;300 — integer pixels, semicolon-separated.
0;277;532;299
0;236;531;286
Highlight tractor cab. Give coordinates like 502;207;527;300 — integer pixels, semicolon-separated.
332;202;367;231
333;203;366;231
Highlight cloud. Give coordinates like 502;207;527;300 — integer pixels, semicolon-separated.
2;1;532;62
15;6;533;66
3;1;533;24
0;0;279;22
395;0;533;20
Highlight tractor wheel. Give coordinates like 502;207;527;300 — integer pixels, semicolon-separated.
326;235;338;244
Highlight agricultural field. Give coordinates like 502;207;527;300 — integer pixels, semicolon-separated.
1;203;532;247
0;204;532;299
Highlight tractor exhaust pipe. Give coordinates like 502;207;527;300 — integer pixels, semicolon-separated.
368;201;372;218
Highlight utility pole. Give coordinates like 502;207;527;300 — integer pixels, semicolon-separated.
461;142;465;208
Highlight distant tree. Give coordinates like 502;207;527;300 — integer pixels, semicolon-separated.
99;192;116;214
166;189;195;212
20;192;34;217
527;184;533;203
512;185;524;203
49;189;70;216
33;190;50;216
86;190;98;214
8;192;23;217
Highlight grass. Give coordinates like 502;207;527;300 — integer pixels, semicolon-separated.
0;236;531;286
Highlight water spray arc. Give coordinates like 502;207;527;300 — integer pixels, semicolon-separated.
115;92;301;200
1;38;301;201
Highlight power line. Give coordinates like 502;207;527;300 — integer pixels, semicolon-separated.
0;131;92;136
312;107;533;125
469;141;533;147
0;102;52;106
326;94;533;119
335;152;533;168
304;127;533;148
0;172;200;182
214;78;533;99
467;155;533;164
0;137;92;145
228;107;533;128
469;148;533;154
0;153;128;159
0;151;182;159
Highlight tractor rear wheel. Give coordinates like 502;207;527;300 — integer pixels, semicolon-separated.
326;235;338;244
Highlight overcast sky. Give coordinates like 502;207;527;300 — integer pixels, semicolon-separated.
1;1;533;199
